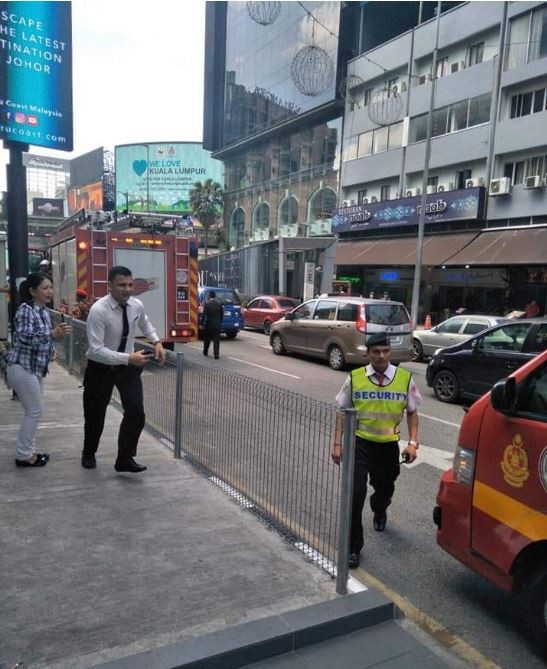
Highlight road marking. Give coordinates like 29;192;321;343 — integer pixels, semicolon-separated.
241;331;268;341
401;442;453;471
0;422;83;431
227;357;300;379
259;345;271;350
419;412;461;429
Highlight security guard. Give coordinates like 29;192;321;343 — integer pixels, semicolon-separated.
332;332;422;569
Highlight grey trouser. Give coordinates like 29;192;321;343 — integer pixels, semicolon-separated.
7;364;44;461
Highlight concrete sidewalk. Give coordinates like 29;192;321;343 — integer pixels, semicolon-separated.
0;363;467;669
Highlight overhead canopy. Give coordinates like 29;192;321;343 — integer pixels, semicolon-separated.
443;227;547;265
336;232;479;266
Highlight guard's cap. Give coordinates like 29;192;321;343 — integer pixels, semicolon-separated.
366;332;390;348
76;288;88;298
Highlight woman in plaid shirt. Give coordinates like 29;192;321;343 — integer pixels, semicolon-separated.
7;273;70;467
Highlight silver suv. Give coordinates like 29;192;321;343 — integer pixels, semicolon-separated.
270;297;413;370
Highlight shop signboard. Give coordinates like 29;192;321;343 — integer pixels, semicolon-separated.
332;188;485;233
0;1;73;150
32;196;63;217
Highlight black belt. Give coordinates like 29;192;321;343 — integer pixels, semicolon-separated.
87;359;126;372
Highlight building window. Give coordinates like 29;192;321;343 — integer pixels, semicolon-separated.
373;125;389;153
410;93;491;143
278;195;299;229
380;185;391;201
364;87;373;107
506;7;547;70
427;176;439;187
456;169;472;190
342;136;358;162
436;57;449;78
357;131;373;157
357;189;368;204
253;202;270;238
504;154;547;185
230;207;245;249
510;87;546;118
357;121;403;157
388;121;403;149
432;107;449;136
468;42;484;66
467;93;491;126
388;77;400;91
410;114;428;143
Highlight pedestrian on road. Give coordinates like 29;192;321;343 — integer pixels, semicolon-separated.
202;290;223;359
6;272;70;467
82;266;165;473
331;332;422;569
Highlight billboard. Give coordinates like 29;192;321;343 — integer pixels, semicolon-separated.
0;1;73;150
32;196;63;217
70;147;104;188
332;188;485;234
115;142;224;213
24;152;70;172
68;180;103;214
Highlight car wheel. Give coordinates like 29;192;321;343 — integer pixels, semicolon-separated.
328;345;346;371
433;369;459;403
263;320;272;335
271;333;286;355
412;338;423;362
225;330;238;339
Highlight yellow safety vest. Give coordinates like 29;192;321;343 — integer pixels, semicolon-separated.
351;366;411;442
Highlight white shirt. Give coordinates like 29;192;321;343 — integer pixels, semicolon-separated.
86;294;160;366
335;363;422;413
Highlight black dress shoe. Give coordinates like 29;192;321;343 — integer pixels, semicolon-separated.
373;512;387;532
15;453;49;467
81;453;96;469
348;552;361;569
114;458;147;473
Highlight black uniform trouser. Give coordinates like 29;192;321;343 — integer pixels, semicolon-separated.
203;327;221;357
83;362;145;461
350;436;400;554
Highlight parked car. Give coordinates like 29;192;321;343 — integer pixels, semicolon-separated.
242;295;300;335
198;286;243;339
413;314;508;361
426;318;547;403
270;296;413;371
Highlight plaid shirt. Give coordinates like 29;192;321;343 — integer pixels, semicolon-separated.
7;302;54;377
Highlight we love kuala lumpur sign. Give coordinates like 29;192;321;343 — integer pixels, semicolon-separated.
0;1;73;151
114;142;224;213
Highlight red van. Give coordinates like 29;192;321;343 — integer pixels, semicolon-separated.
434;350;547;644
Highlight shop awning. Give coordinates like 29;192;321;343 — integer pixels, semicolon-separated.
336;232;479;266
442;227;547;265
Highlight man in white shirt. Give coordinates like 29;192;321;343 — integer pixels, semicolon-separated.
332;332;422;568
82;266;166;473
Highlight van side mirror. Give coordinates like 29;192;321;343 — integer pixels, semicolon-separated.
490;377;516;415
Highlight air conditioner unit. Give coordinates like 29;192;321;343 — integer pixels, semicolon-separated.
525;175;543;189
477;177;485;186
370;196;378;203
465;179;475;188
489;177;511;196
362;197;369;205
450;62;460;74
426;185;437;194
349;199;356;206
406;188;420;197
392;85;399;94
342;200;351;207
437;184;446;193
400;81;408;92
418;75;427;86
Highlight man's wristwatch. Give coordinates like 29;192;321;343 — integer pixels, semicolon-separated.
408;440;419;448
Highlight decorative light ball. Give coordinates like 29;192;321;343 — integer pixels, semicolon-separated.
246;1;281;26
367;88;403;126
290;45;334;97
339;73;366;105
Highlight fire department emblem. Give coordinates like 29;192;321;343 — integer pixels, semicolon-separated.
501;434;530;488
539;447;547;494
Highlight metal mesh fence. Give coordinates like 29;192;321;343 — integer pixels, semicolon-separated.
49;310;342;570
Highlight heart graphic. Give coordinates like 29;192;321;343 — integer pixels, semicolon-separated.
133;160;148;176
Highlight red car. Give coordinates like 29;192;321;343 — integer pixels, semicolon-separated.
243;295;300;335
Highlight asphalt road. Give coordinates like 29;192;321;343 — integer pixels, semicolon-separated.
176;329;546;669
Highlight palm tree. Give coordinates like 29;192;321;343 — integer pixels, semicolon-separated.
189;179;224;257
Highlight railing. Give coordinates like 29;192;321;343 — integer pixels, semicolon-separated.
49;311;355;591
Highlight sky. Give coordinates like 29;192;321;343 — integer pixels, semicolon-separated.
0;0;207;189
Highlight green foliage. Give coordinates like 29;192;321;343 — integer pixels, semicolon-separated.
189;179;224;257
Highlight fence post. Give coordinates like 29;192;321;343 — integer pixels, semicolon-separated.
67;315;74;375
173;351;184;459
336;408;357;595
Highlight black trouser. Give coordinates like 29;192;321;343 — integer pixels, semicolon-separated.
203;327;221;357
83;361;145;462
350;436;400;554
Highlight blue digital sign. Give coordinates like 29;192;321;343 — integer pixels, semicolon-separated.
0;1;73;151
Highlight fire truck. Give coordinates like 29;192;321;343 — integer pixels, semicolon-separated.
48;210;199;346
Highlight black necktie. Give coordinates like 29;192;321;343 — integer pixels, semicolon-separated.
117;304;129;352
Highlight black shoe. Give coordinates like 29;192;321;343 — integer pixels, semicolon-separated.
114;457;147;473
348;552;360;569
15;453;49;467
203;351;208;356
81;453;96;469
214;355;219;359
373;512;387;532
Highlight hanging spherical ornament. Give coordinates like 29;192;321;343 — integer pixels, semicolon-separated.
339;73;366;106
291;45;334;97
367;88;403;126
246;1;281;26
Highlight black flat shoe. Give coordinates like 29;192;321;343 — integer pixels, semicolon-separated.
114;458;147;473
15;453;49;467
373;512;387;532
81;453;96;469
348;552;361;569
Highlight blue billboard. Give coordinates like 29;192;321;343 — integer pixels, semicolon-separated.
115;142;224;213
0;1;73;150
332;188;485;233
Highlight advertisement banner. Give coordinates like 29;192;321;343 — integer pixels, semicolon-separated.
68;180;103;214
32;196;63;217
332;188;485;233
24;152;69;171
0;1;73;150
115;142;224;213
